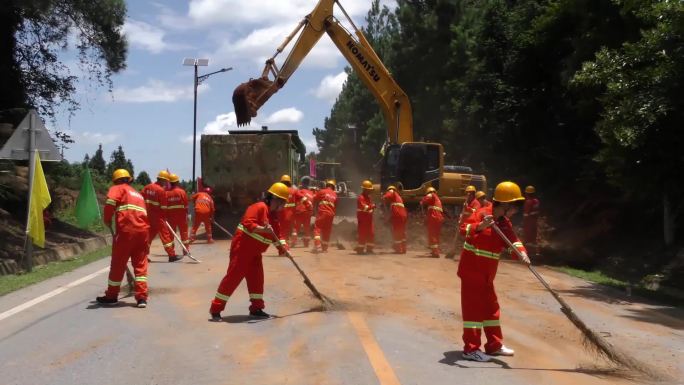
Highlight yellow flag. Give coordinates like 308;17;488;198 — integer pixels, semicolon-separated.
28;152;51;247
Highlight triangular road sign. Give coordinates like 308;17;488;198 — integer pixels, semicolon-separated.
0;109;61;161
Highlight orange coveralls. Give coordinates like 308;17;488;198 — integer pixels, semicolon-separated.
103;184;150;301
164;186;189;252
421;192;444;256
356;192;375;253
459;197;481;225
191;191;215;242
141;182;174;256
458;206;527;354
278;186;297;247
210;202;284;314
292;188;314;247
382;190;407;253
313;187;337;252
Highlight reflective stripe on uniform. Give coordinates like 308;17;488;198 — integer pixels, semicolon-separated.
249;293;263;300
284;203;296;208
116;204;147;214
135;276;147;282
463;321;483;329
391;202;405;207
163;241;174;248
166;205;185;210
278;239;287;246
108;279;121;286
106;199;116;206
508;241;525;254
319;201;335;208
483;319;500;327
465;223;472;238
429;206;443;212
314;236;321;240
463;242;499;260
429;244;439;249
237;224;274;245
214;292;230;302
145;200;160;206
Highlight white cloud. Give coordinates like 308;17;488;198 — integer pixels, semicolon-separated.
122;19;177;54
302;136;318;154
181;112;260;143
112;80;209;103
265;108;303;124
313;71;347;103
77;131;119;145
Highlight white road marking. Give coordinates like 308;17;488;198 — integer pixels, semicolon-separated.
0;266;109;322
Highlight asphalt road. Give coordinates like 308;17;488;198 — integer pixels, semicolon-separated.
0;238;682;385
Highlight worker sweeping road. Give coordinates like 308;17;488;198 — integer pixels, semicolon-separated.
164;173;188;262
209;182;289;321
277;174;297;248
457;181;531;362
523;185;540;256
459;185;481;225
141;170;174;259
97;169;150;308
190;187;215;243
312;179;337;253
382;185;407;254
292;177;314;247
420;187;444;258
355;180;375;254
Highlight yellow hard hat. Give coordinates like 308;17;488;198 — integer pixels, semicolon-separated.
475;191;486;199
112;169;131;182
280;174;292;183
169;173;180;183
426;187;437;194
157;170;170;181
493;181;525;203
465;185;476;193
525;185;536;194
268;182;290;200
325;179;336;187
361;180;373;190
386;185;397;192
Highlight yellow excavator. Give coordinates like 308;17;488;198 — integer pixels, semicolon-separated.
232;0;486;206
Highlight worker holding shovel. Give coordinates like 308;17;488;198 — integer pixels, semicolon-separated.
457;181;531;362
208;182;289;321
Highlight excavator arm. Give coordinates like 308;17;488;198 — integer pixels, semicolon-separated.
233;0;413;144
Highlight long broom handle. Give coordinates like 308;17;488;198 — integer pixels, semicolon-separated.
490;223;573;311
163;220;201;263
212;220;233;238
267;228;325;301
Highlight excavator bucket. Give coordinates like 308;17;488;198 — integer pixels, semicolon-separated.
232;77;276;126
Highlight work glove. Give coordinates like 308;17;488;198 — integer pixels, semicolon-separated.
255;224;274;234
519;251;531;265
476;215;495;232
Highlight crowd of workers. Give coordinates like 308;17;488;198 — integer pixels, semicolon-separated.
97;168;540;363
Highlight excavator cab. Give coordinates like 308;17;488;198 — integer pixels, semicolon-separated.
381;143;443;192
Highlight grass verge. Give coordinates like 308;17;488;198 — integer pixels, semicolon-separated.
0;246;111;297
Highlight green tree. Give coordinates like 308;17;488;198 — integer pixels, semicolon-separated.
89;144;106;175
135;171;151;186
106;145;134;179
573;0;684;245
0;0;127;119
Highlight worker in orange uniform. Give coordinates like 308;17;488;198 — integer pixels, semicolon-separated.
355;180;376;254
209;182;289;321
523;185;540;256
277;174;297;248
292;177;314;247
163;173;188;262
312;179;337;253
97;169;150;308
457;181;531;362
190;187;215;243
382;185;407;254
475;191;491;209
141;170;175;259
420;186;444;257
459;185;481;225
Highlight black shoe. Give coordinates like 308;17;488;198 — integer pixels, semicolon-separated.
210;313;222;322
147;257;152;263
168;255;184;263
136;299;147;308
249;309;270;318
96;296;118;305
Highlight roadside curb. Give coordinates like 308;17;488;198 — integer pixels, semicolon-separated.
0;234;112;276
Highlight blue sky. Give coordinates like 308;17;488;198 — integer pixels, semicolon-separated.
55;0;393;181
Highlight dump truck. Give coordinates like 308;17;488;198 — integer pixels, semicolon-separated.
200;129;306;231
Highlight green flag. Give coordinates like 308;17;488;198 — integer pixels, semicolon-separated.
75;167;101;228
